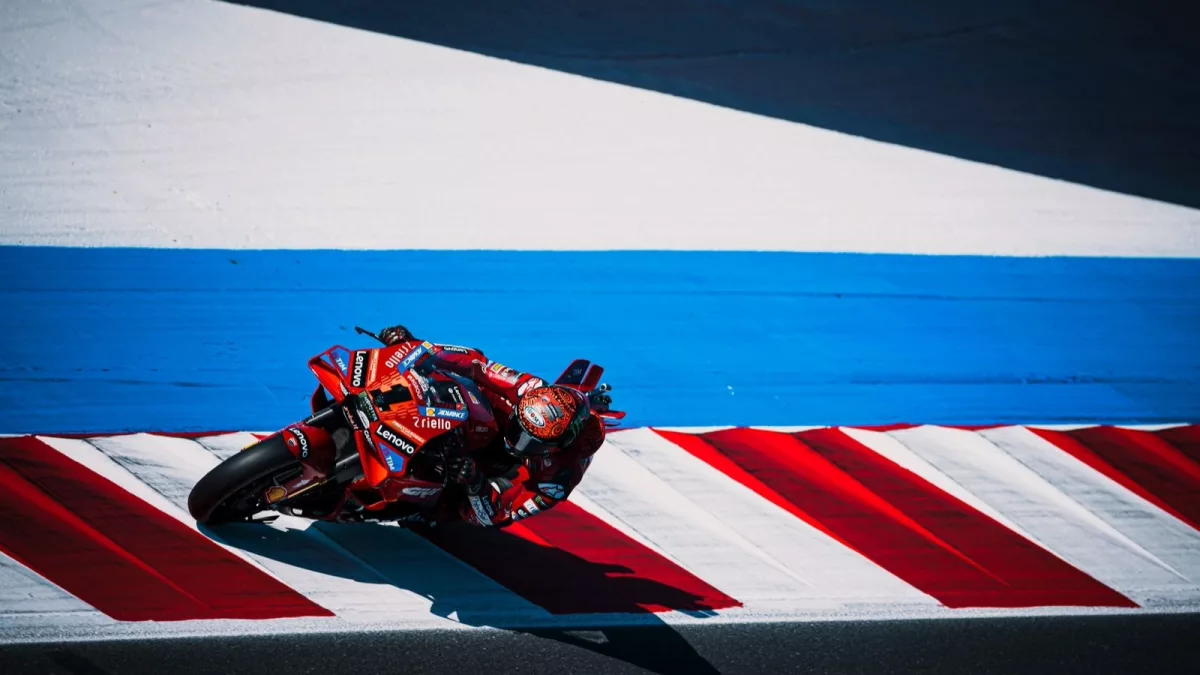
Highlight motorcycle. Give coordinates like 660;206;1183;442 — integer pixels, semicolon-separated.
187;327;624;525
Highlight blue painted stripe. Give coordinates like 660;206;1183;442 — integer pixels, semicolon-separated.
1;247;1198;434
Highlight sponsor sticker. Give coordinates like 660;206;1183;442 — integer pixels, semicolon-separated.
511;498;543;522
439;345;472;355
419;406;468;421
355;392;379;423
331;347;352;376
376;424;417;455
377;442;406;473
488;362;520;384
288;427;310;459
468;494;496;527
401;486;442;499
413;417;453;431
523;406;547;428
350;350;368;388
384;344;412;370
343;406;360;430
406;371;431;401
395;341;433;374
537;483;566;500
395;423;425;443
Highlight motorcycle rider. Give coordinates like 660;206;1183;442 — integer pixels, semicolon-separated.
333;324;613;529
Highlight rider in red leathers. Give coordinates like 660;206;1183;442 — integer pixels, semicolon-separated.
334;324;613;529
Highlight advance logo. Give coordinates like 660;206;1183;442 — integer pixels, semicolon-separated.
419;406;469;421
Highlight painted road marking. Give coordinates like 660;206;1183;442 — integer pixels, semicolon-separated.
1032;427;1200;533
0;437;327;621
659;427;1135;608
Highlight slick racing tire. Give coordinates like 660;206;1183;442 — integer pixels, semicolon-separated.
187;434;298;525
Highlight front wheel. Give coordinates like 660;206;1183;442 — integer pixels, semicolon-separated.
188;435;298;524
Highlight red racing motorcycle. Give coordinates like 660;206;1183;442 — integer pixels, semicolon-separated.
187;327;623;525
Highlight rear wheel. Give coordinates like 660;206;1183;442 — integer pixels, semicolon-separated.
188;435;299;524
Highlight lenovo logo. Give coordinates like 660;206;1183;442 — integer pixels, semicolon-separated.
377;425;416;455
350;350;368;388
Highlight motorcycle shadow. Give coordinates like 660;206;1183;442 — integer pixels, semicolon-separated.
201;519;721;675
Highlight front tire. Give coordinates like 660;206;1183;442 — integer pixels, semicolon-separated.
188;435;297;524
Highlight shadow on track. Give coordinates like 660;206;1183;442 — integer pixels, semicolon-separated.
220;0;1200;208
205;520;721;675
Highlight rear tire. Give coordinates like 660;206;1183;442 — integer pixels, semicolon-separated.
188;435;297;524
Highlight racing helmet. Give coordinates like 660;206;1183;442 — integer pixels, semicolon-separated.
503;385;589;458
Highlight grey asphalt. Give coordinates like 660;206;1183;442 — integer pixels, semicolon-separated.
1;613;1197;675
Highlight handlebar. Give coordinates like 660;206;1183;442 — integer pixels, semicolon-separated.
354;326;386;345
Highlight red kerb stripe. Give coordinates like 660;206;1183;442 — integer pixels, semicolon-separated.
1034;426;1200;532
422;500;740;615
1155;425;1200;465
0;436;329;621
658;427;1134;609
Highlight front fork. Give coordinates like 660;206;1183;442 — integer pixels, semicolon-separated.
266;403;359;507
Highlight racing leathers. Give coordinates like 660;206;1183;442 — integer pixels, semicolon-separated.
353;330;607;529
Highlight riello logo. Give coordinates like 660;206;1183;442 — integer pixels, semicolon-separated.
384;347;409;370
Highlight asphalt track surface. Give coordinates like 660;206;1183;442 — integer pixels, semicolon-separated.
2;614;1197;675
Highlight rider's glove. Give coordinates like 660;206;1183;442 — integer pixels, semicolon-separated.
379;325;416;345
445;455;484;494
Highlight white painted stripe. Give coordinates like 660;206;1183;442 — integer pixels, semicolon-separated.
979;426;1200;608
879;426;1200;608
573;442;828;611
0;550;103;620
194;432;261;460
605;429;937;610
841;427;1049;544
651;426;736;434
747;426;829;433
1022;423;1193;432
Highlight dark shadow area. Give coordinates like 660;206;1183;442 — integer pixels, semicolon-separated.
418;518;725;617
199;520;720;675
3;612;1198;674
220;0;1200;208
